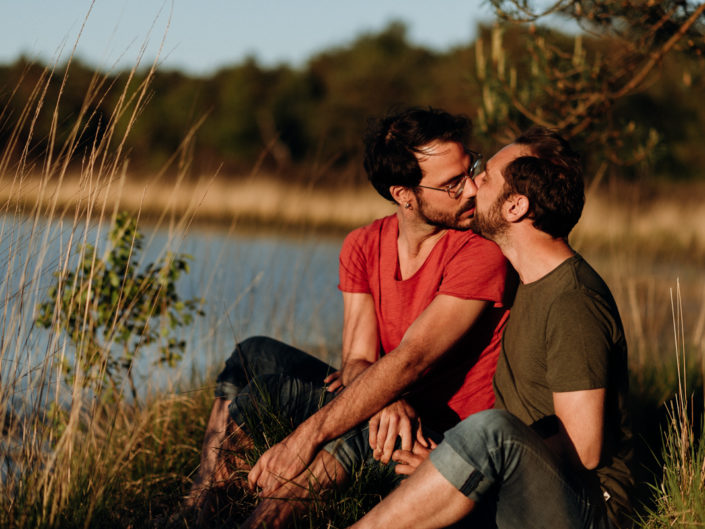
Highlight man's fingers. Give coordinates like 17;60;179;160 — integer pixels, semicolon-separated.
400;416;413;452
326;379;342;392
392;448;417;463
368;415;380;450
380;415;399;463
374;414;391;460
247;462;261;490
323;371;340;383
391;449;424;475
415;421;429;448
393;462;417;476
323;371;342;392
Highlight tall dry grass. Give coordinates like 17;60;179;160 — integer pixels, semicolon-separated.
0;30;218;527
636;283;705;527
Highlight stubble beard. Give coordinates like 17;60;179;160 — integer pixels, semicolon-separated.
469;195;509;241
415;192;476;231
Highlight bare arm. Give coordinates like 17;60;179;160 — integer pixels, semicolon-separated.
248;294;489;492
341;292;379;384
552;388;606;470
331;293;425;464
323;292;378;392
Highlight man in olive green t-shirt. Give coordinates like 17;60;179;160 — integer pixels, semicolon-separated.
348;127;633;529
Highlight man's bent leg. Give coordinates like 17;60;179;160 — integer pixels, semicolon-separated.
190;337;334;500
348;459;475;529
349;410;607;529
241;449;348;529
186;397;254;508
216;336;335;400
430;409;608;529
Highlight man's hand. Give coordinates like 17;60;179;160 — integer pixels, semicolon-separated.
247;429;318;495
391;425;437;475
369;398;418;464
324;370;343;393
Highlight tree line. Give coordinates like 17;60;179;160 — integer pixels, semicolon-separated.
1;5;703;186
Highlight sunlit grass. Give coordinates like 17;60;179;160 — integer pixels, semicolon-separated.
0;30;212;527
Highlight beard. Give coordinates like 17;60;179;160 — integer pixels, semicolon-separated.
415;192;476;231
470;193;509;241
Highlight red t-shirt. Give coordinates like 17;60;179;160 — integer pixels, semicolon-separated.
339;214;513;431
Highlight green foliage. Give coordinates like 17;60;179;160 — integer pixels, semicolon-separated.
638;399;705;527
475;1;705;177
35;212;204;399
2;14;704;183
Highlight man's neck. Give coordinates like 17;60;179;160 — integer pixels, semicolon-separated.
396;210;447;254
395;210;448;280
496;224;575;284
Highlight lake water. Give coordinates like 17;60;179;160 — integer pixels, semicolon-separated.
0;214;345;403
1;212;702;406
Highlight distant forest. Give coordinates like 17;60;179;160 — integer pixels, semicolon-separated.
1;21;703;185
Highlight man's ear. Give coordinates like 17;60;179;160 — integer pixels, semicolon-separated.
504;194;530;222
389;185;413;207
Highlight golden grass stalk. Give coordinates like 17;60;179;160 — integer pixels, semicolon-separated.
0;11;213;526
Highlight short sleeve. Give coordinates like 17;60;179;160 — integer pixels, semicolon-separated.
338;227;371;294
545;290;613;392
438;236;511;307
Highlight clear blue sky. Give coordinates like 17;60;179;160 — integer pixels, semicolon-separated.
1;0;501;75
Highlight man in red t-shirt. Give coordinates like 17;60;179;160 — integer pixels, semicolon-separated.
188;108;513;528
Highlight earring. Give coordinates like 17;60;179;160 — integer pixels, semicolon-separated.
404;202;411;209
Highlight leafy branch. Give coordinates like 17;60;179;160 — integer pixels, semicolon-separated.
478;0;705;169
36;212;204;402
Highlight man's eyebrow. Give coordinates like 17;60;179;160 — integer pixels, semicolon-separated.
440;172;466;186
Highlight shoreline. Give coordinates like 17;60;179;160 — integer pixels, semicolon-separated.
2;174;705;261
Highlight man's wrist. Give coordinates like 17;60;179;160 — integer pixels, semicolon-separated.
296;412;329;448
341;359;372;386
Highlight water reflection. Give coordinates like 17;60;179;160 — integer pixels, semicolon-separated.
0;214;344;400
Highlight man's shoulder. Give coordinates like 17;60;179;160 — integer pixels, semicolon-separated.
343;215;395;248
537;256;624;338
545;255;617;310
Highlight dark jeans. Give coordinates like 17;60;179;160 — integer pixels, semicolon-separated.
215;335;334;400
215;336;494;527
214;336;440;477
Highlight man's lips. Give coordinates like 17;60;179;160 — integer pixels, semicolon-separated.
462;207;475;218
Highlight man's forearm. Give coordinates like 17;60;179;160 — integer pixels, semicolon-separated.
341;358;374;386
300;346;426;447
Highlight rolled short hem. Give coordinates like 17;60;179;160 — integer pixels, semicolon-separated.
321;424;372;477
429;441;486;503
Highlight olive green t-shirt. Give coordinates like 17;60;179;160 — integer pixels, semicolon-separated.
494;254;633;527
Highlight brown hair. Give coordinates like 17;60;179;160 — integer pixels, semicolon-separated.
503;127;584;238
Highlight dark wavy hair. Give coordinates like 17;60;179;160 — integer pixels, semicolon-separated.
363;107;472;202
503;127;584;238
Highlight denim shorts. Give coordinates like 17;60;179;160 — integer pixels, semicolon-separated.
429;409;610;529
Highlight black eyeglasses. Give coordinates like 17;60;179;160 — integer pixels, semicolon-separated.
416;150;483;199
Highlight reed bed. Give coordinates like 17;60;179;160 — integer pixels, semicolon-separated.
0;173;394;234
3;172;705;255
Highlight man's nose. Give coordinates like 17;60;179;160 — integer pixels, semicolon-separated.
463;176;478;198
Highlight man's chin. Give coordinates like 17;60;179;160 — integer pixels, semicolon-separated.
450;209;475;231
